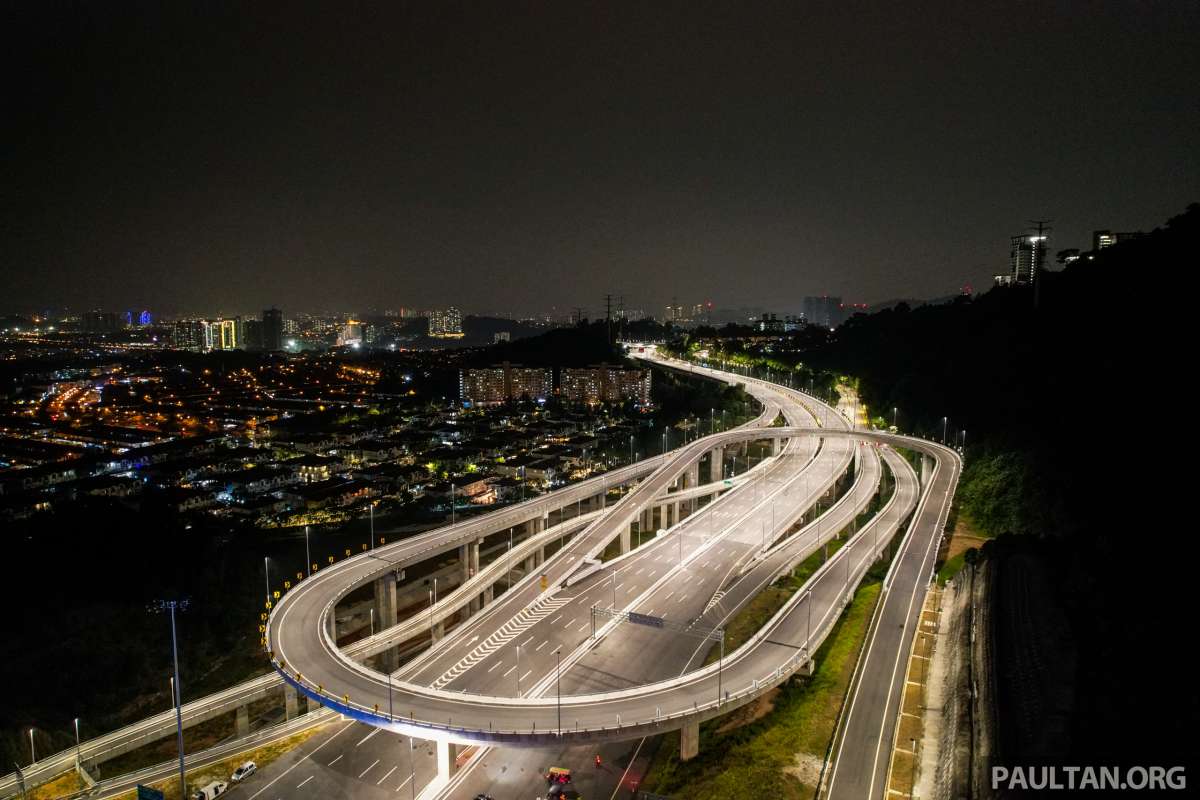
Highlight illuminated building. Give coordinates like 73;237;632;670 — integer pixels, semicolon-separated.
172;320;207;351
206;318;241;350
429;307;464;338
1092;230;1143;251
561;364;651;406
460;362;551;405
1008;234;1047;285
338;320;364;347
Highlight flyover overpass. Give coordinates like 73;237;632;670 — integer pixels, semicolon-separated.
0;350;800;798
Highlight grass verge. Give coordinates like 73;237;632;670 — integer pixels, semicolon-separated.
643;578;883;798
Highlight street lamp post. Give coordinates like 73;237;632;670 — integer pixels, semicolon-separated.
74;718;81;766
304;525;311;577
28;728;35;765
516;645;522;697
166;601;187;799
942;416;948;444
554;646;563;735
369;504;375;549
408;736;416;800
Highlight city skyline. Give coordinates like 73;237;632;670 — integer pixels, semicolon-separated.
6;4;1198;315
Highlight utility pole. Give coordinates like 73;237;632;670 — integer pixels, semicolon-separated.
604;294;613;344
1029;218;1052;309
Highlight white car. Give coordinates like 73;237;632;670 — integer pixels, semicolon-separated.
231;761;257;782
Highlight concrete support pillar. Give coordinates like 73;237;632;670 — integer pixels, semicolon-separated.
921;454;933;488
771;436;781;456
799;659;815;677
374;572;399;672
599;491;607;509
460;539;482;614
374;573;398;629
534;547;544;568
710;446;724;481
680;718;700;761
436;740;460;784
285;684;299;720
236;704;250;738
432;621;444;642
620;526;631;554
483;585;494;605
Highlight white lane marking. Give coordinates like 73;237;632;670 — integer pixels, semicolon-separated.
328;754;343;766
356;728;379;747
358;759;380;779
487;662;501;673
579;622;590;632
535;640;548;652
377;765;398;785
246;721;354;800
296;776;314;789
520;669;532;682
664;591;675;601
396;773;412;791
521;636;534;646
565;617;577;627
502;666;515;677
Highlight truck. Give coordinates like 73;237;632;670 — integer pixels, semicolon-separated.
190;781;228;800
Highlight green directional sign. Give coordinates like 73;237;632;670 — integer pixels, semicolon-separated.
137;785;165;800
723;479;733;487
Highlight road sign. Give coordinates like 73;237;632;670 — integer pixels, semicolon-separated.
137;785;165;800
628;611;664;628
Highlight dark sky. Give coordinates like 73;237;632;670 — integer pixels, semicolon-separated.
5;1;1198;318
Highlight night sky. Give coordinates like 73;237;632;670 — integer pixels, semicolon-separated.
5;2;1198;317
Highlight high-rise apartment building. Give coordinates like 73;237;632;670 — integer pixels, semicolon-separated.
1007;234;1047;285
172;318;241;351
206;318;241;350
1092;230;1143;251
560;364;651;406
262;308;284;351
172;320;207;351
429;308;464;338
459;362;552;405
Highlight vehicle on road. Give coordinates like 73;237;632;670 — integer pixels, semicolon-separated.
545;766;572;784
190;781;228;800
547;786;582;799
230;761;257;782
473;795;495;800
